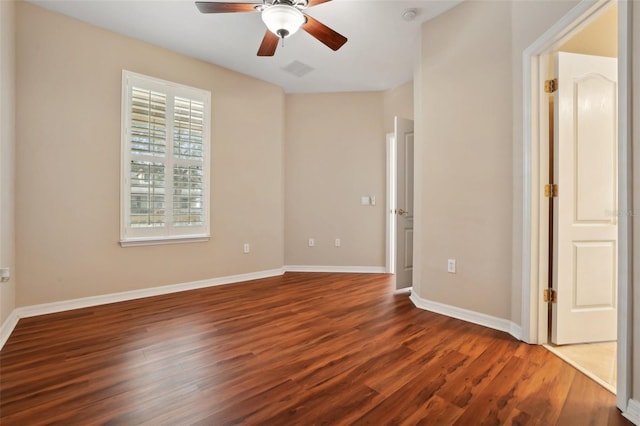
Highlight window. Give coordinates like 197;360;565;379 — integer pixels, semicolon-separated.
121;71;211;246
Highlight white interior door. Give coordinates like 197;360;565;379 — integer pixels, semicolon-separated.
394;117;414;290
552;52;618;345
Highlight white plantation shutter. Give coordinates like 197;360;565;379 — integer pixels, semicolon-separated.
173;97;205;227
173;97;204;161
121;71;210;246
131;88;166;157
130;161;165;228
129;88;167;229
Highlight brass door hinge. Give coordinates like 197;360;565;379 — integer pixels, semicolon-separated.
543;288;557;303
544;184;558;198
545;78;558;93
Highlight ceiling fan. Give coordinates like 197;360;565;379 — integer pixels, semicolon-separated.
195;0;348;56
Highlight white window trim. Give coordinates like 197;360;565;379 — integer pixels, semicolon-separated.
120;70;211;247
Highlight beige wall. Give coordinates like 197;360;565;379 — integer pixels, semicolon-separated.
285;92;385;267
559;3;617;57
0;0;16;325
415;0;513;319
15;3;285;306
415;0;580;321
12;3;410;306
383;81;414;133
284;83;411;269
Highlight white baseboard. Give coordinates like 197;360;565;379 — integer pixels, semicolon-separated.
624;399;640;425
509;322;523;340
0;309;20;350
284;265;387;274
409;291;522;341
0;268;285;351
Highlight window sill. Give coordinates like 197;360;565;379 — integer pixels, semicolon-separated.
120;235;210;247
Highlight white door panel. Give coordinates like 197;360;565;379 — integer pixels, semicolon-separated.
552;52;617;344
395;117;414;290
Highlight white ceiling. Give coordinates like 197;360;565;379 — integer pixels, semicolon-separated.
28;0;462;93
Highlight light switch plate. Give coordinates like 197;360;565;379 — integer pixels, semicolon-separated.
447;259;456;273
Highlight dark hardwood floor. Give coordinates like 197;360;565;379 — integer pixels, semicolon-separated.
0;272;631;425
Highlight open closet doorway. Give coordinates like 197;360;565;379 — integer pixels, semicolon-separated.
545;50;618;392
534;3;621;394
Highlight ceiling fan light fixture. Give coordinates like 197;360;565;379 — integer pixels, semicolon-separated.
262;5;305;39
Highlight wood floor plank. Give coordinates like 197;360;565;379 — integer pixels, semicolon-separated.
402;394;465;426
0;272;631;425
435;332;521;409
452;355;530;425
556;372;626;426
513;348;577;424
355;349;469;424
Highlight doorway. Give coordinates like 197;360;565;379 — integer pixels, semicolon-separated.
386;117;414;291
522;0;631;409
544;49;618;393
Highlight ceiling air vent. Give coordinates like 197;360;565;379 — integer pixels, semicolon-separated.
282;60;315;77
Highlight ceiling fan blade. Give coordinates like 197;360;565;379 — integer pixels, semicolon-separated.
257;30;279;56
195;2;259;13
301;14;347;51
307;0;332;6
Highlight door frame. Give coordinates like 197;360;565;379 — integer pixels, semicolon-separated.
386;132;397;274
520;0;631;409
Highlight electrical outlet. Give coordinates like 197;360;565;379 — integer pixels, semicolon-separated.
243;243;250;254
308;238;315;247
335;238;341;247
447;259;456;274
